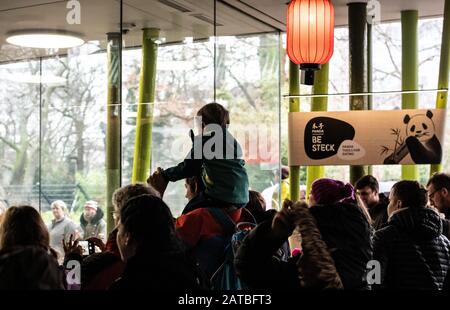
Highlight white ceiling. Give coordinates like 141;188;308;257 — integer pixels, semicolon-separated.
0;0;447;62
236;0;446;28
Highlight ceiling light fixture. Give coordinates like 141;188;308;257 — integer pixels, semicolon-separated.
6;30;84;49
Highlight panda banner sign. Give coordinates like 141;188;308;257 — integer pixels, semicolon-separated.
288;109;446;166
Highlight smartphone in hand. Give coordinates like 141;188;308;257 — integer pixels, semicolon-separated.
78;240;95;256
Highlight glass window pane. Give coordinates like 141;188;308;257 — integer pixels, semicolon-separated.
0;0;120;263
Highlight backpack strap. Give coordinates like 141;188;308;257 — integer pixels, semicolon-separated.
207;208;236;237
240;207;257;225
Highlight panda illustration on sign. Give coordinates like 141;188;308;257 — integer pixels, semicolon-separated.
403;110;442;164
383;110;442;164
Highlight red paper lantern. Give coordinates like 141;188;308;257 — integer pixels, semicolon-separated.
287;0;335;84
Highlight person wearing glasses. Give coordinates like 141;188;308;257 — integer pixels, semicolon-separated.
427;173;450;239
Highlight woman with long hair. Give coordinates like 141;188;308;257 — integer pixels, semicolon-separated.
0;205;65;289
111;194;206;290
0;205;57;257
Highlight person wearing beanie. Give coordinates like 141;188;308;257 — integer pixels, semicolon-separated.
80;201;106;243
309;178;356;205
308;178;373;289
234;200;343;290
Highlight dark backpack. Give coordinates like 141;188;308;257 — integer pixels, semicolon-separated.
207;208;255;290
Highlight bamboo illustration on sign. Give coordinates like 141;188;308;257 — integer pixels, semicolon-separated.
381;128;406;164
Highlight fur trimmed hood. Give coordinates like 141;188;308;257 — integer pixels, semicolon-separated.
80;207;104;227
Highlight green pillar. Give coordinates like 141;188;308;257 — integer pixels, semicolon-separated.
367;22;373;176
106;32;121;233
401;11;419;180
431;0;450;175
132;28;160;183
289;60;300;202
348;3;369;184
306;63;329;197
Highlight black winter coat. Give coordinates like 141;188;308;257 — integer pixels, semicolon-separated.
442;209;450;240
0;246;65;289
309;202;373;289
369;193;389;231
110;250;207;290
235;202;373;290
234;220;302;290
373;207;450;289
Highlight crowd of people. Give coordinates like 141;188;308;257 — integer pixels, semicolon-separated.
0;102;449;290
46;200;106;263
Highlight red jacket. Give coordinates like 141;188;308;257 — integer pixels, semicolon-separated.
175;208;244;247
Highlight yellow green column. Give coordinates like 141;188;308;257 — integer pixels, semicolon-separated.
288;62;303;252
431;0;450;175
306;63;329;197
106;32;121;232
401;10;419;180
289;60;300;202
132;28;160;183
